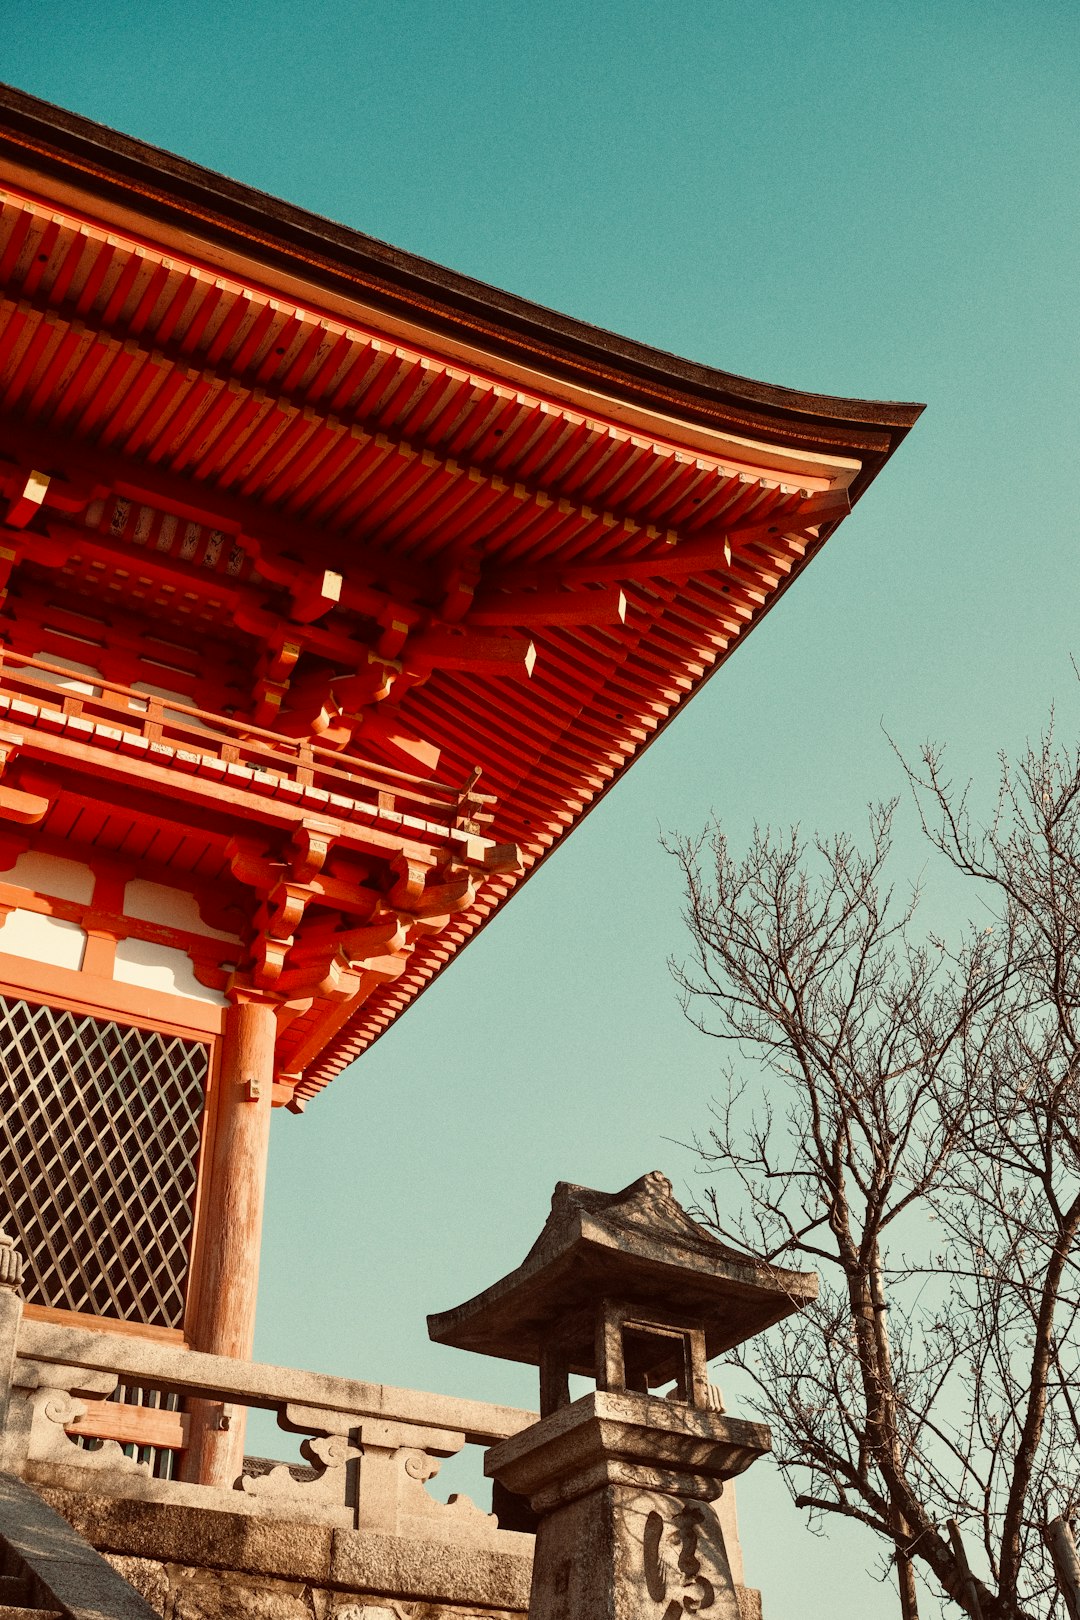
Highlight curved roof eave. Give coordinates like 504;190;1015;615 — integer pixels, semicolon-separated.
0;80;923;494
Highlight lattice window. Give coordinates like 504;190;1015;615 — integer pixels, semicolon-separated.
0;995;208;1328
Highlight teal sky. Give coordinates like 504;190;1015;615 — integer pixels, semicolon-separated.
5;3;1079;1614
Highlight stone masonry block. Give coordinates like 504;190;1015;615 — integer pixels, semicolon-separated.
329;1531;530;1609
103;1555;170;1613
168;1568;318;1619
35;1488;334;1583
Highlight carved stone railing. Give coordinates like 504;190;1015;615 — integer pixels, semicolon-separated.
0;1299;535;1549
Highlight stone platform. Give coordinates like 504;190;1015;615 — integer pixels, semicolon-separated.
37;1488;763;1620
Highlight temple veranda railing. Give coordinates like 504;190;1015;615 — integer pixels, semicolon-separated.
0;1284;535;1547
0;647;500;850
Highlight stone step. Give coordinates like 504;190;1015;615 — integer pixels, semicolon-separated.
0;1582;29;1604
0;1609;62;1619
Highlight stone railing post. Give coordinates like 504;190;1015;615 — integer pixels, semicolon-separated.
0;1229;25;1440
352;1417;467;1535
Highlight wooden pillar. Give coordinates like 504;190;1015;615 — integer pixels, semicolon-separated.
183;994;276;1486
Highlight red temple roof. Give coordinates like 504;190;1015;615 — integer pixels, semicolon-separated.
0;85;922;1099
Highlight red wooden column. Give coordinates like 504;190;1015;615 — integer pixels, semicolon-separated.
183;993;277;1486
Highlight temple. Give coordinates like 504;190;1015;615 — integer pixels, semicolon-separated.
0;81;920;1615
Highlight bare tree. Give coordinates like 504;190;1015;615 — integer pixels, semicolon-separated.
668;730;1080;1620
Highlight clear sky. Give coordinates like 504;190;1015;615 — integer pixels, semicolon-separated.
5;3;1079;1615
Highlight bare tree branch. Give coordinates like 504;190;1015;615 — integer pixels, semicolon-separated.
670;729;1080;1619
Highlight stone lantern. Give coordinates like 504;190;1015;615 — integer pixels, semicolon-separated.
429;1172;817;1620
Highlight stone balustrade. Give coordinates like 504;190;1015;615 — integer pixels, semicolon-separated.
0;1294;535;1549
0;1260;763;1617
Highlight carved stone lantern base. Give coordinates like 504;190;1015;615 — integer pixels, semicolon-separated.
487;1390;770;1620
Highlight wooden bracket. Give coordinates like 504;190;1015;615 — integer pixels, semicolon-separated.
290;820;336;883
5;470;50;530
290;567;342;624
439;555;482;624
386;854;432;910
0;736;48;825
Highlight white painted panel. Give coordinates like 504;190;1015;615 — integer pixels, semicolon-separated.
0;910;86;970
113;938;227;1006
130;682;211;732
30;651;101;695
123;879;241;941
6;852;95;905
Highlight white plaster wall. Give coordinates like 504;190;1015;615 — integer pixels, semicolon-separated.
123;879;240;941
130;681;211;732
113;937;227;1006
5;851;95;904
30;651;102;695
0;909;86;970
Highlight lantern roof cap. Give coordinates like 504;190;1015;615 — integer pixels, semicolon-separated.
428;1171;817;1370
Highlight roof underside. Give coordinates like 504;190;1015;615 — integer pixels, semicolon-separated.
0;85;923;1096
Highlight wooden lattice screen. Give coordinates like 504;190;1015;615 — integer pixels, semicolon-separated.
0;994;208;1328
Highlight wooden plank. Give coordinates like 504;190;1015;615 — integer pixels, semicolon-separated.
21;1304;188;1345
65;1400;189;1450
467;586;626;629
408;628;536;678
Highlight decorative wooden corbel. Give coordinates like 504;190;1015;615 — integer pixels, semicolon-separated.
330;652;401;711
398;871;476;920
5;470;50;530
3;466;102;530
283;953;363;1003
250;932;291;988
226;840;282;895
251;632;303;727
375;604;414;659
386;853;434;910
0;736;48;826
287;916;408;965
290;819;336;883
273;917;409;999
226;842;296;989
439;554;482;624
262;885;309;941
273;653;397;745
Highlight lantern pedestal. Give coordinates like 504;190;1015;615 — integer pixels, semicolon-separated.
487;1389;770;1620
